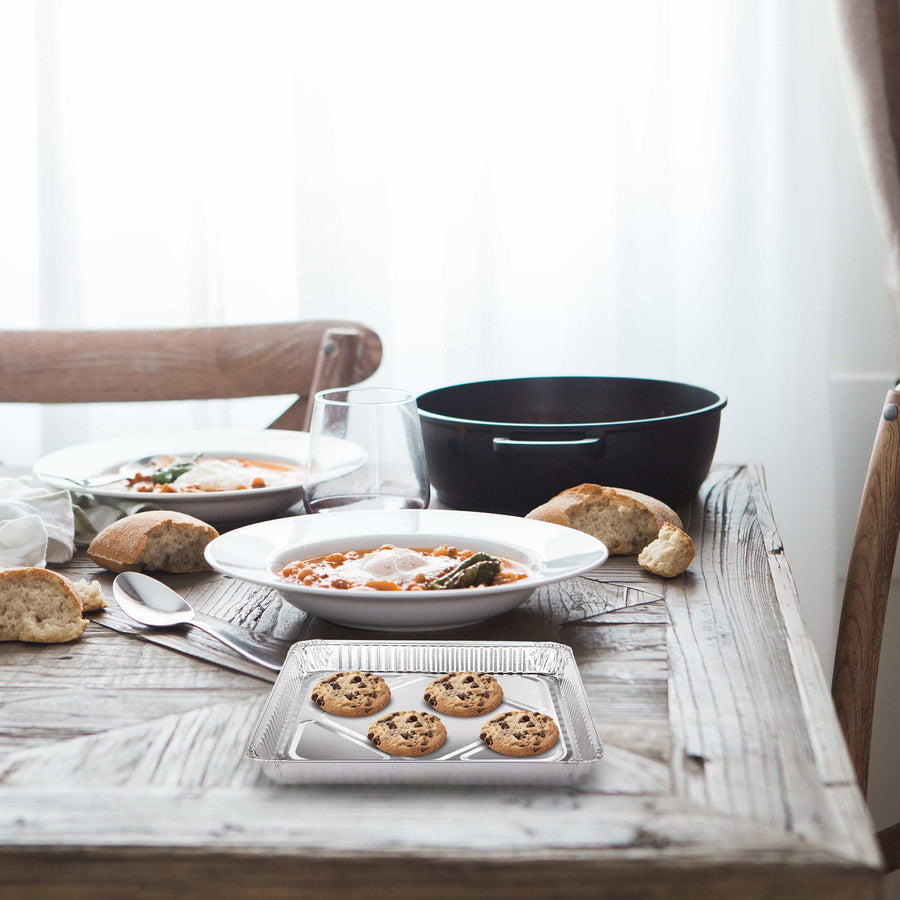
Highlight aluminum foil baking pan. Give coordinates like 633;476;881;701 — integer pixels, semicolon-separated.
247;639;603;785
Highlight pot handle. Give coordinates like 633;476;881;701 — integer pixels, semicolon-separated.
492;436;604;456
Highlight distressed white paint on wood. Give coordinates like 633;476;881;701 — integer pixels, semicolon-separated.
0;697;268;789
0;788;860;858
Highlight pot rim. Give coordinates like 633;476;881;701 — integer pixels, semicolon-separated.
416;376;727;430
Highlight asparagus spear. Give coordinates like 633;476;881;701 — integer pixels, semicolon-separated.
429;552;502;590
151;453;203;485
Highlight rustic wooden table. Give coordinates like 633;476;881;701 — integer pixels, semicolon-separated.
0;464;883;898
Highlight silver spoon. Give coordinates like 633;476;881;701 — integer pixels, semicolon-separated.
54;453;201;489
55;472;132;488
112;571;289;671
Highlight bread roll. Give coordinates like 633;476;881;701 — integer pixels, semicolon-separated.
0;567;88;643
525;484;683;555
87;510;219;574
638;523;695;577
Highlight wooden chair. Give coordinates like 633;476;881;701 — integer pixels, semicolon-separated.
832;382;900;873
0;320;382;430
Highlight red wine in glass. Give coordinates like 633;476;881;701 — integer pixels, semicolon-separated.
305;494;427;513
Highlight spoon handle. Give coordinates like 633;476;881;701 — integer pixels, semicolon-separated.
189;619;287;671
54;473;129;488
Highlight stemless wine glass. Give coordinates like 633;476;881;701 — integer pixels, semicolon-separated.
303;387;431;513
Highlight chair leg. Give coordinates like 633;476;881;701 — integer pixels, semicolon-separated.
832;387;900;795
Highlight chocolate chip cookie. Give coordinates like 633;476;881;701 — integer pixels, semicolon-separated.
423;671;503;717
367;710;447;757
310;670;391;718
479;710;560;757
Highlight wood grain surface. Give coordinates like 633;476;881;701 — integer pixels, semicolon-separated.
0;465;883;899
0;322;382;427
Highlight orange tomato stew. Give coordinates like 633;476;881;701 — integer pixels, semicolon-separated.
279;544;531;592
125;456;300;493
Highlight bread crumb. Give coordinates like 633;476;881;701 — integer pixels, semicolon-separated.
71;579;107;611
638;524;695;577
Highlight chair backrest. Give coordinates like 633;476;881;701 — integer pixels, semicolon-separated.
832;383;900;871
0;320;382;430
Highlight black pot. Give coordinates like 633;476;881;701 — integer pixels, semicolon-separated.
416;376;726;515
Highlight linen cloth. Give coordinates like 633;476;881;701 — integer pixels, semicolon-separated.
0;475;155;568
0;476;75;567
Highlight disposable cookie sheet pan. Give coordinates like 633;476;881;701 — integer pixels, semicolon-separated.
247;639;603;785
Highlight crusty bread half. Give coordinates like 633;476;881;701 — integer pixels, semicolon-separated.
87;510;219;574
525;484;683;555
0;567;88;643
638;523;695;577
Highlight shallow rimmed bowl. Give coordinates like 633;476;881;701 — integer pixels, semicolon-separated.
204;509;608;631
33;428;364;525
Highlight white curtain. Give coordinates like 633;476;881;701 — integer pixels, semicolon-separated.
1;0;894;669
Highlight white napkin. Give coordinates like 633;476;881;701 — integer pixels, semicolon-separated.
0;476;76;568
